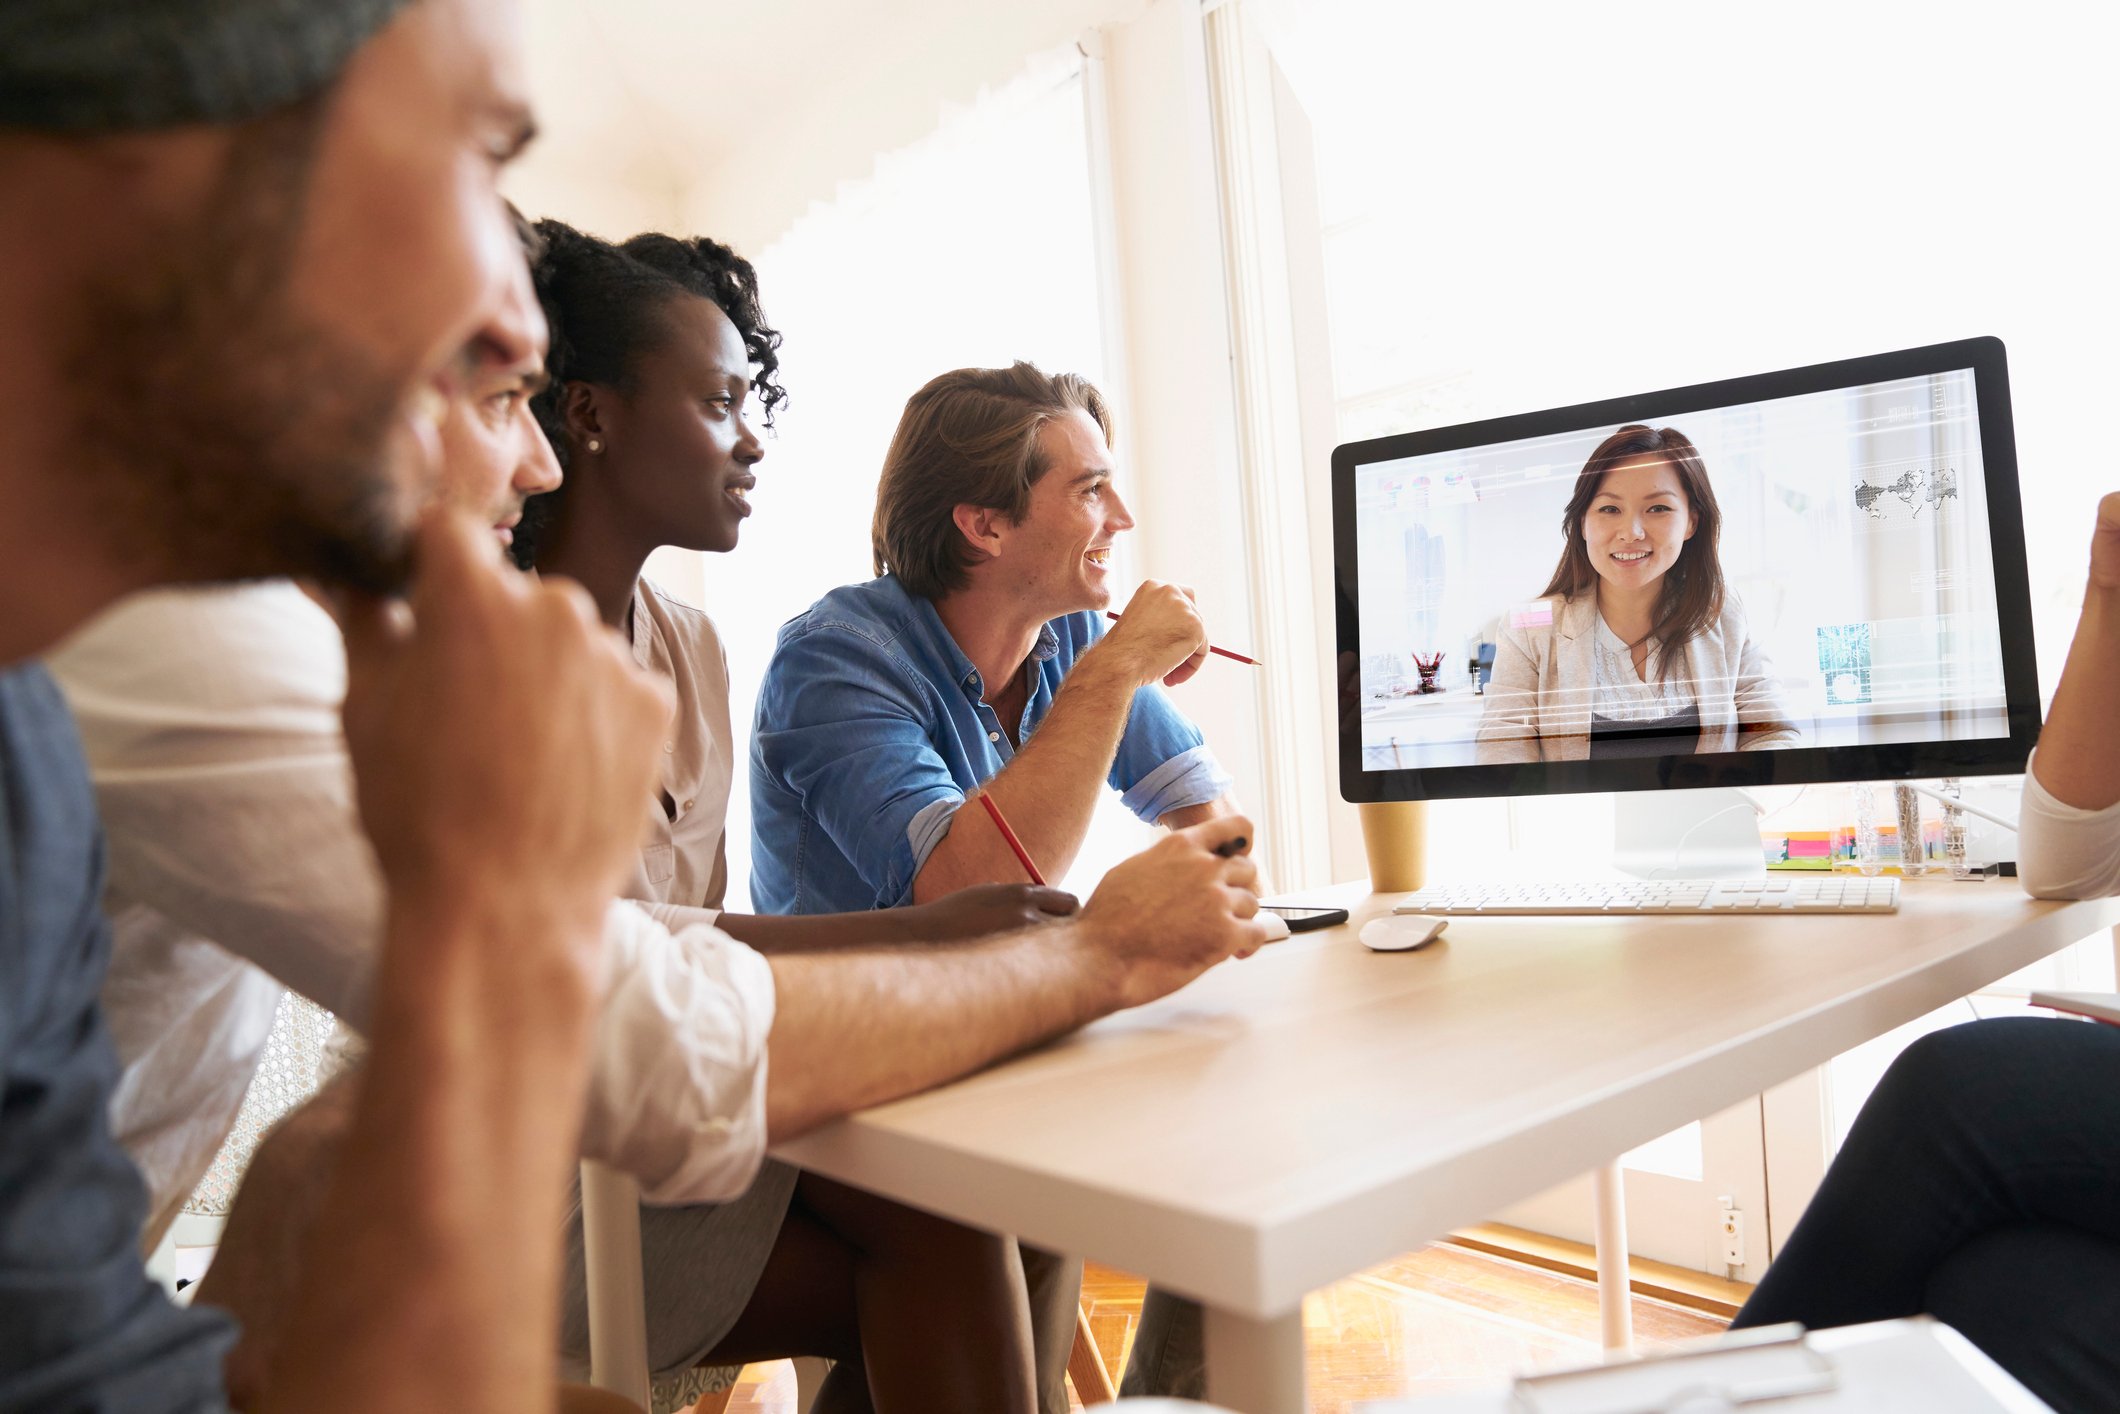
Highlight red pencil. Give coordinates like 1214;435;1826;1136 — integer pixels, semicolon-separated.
1104;611;1261;667
976;792;1046;886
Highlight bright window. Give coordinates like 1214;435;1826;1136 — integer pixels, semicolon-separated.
1255;0;2110;703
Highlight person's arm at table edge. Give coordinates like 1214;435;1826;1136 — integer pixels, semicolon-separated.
764;814;1270;1138
719;909;936;951
2033;493;2120;811
762;925;1109;1137
716;885;1077;952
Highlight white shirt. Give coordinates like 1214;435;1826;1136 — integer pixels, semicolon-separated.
1589;616;1698;724
2019;749;2120;900
48;582;777;1238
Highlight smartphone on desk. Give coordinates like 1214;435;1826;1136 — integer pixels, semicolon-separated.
1259;904;1349;933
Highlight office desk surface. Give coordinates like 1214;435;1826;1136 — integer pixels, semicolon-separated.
774;880;2120;1323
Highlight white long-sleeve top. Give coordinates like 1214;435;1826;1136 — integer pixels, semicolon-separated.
48;582;775;1241
2019;749;2120;900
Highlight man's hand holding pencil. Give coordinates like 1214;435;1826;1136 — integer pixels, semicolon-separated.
978;786;1273;1011
1079;815;1274;1007
1096;580;1213;688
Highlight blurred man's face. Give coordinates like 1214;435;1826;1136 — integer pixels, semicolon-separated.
433;256;561;549
68;0;535;594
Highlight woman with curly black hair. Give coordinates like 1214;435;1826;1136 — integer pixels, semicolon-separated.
513;224;787;580
521;221;1045;1414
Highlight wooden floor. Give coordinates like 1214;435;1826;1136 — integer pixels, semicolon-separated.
711;1243;1729;1412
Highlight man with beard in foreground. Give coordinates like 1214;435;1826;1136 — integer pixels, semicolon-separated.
0;2;672;1408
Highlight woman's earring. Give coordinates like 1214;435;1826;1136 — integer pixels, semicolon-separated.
586;437;603;453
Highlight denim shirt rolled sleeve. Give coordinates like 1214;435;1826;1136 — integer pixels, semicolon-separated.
751;578;1233;916
1109;683;1231;820
751;614;968;912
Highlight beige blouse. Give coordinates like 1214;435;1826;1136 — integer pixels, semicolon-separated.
626;577;735;923
1475;593;1801;763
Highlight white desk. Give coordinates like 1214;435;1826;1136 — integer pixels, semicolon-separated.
773;880;2120;1414
1360;1318;2051;1413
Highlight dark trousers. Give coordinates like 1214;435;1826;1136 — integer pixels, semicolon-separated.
1119;1287;1206;1400
1021;1242;1081;1414
1734;1017;2120;1413
1029;1251;1206;1405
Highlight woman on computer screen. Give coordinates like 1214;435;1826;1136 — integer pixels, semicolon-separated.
1473;423;1797;764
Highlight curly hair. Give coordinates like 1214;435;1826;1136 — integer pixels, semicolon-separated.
511;218;786;567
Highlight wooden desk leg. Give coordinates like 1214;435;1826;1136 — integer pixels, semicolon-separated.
1593;1161;1635;1357
1203;1305;1307;1414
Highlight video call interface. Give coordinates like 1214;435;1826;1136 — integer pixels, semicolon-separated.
1353;369;2009;772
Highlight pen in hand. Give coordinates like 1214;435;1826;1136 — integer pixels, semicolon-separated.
981;790;1247;872
1104;611;1262;667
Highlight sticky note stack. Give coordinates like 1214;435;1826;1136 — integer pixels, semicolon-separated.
1820;821;1942;874
1763;830;1837;871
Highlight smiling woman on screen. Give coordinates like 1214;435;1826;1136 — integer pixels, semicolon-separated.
1473;423;1797;764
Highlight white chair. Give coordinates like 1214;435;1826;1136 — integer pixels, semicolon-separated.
150;991;340;1298
580;1161;653;1409
580;1165;811;1414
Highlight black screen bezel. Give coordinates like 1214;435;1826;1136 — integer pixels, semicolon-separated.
1332;336;2039;804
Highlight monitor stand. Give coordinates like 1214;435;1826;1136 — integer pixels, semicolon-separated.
1612;787;1767;881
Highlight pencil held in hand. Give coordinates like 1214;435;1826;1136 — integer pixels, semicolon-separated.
1104;611;1261;667
977;792;1046;886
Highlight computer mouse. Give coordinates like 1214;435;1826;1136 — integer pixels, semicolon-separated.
1360;914;1448;952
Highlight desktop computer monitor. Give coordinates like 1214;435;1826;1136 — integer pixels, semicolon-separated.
1332;338;2042;816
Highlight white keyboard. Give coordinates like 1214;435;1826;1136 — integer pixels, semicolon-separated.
1394;876;1900;916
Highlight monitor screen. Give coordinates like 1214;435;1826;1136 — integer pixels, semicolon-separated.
1333;338;2041;803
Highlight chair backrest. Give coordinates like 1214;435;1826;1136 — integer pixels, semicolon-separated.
186;992;340;1218
579;1159;651;1410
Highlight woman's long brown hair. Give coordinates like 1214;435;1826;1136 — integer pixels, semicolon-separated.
1538;424;1724;682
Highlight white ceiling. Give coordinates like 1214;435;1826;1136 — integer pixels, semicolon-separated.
511;0;1149;254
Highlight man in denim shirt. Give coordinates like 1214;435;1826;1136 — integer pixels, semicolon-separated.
751;361;1236;1409
752;362;1234;915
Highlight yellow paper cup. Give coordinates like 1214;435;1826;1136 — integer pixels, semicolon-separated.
1359;800;1428;894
